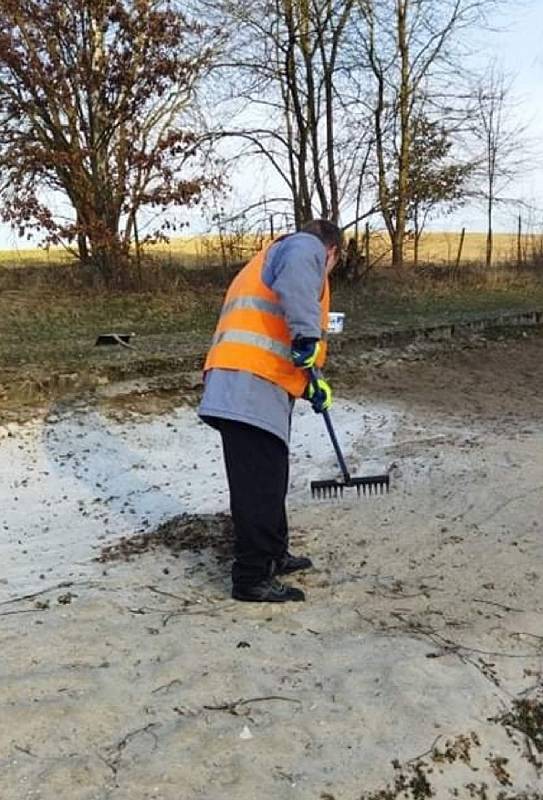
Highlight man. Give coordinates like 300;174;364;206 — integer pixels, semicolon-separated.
198;219;342;602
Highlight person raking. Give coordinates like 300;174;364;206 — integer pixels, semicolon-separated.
198;219;342;602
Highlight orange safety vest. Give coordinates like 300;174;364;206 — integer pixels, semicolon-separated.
204;245;330;397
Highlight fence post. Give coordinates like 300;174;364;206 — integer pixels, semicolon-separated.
517;213;522;267
455;227;466;270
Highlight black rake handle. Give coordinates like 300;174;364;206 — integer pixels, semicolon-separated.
308;368;351;484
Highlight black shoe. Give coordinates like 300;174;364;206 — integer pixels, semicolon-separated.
232;578;305;603
274;552;313;576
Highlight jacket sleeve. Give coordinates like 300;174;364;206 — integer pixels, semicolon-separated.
262;234;326;340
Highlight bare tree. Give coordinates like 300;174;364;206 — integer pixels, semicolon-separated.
358;0;504;266
471;65;529;268
199;0;367;228
0;0;215;283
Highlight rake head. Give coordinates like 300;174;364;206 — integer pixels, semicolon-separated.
311;473;390;500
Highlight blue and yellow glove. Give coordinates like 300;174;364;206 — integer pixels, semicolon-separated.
291;337;320;368
306;377;333;413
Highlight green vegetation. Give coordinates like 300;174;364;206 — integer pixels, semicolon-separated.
333;279;543;333
1;256;542;415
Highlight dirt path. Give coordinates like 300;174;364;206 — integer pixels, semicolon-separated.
1;334;542;799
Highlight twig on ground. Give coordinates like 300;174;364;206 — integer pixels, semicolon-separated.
0;581;75;606
103;723;161;776
512;631;543;642
152;679;183;694
14;744;37;757
369;591;429;600
0;608;44;617
476;485;543;526
162;604;233;624
406;735;442;764
203;695;302;715
473;598;524;613
146;585;197;603
390;612;537;658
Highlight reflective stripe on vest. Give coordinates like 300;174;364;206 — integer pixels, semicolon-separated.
221;296;284;318
212;329;292;360
220;296;327;341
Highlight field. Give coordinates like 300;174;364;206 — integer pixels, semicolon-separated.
1;230;542;270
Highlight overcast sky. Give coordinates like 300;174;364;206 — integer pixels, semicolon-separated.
0;1;542;251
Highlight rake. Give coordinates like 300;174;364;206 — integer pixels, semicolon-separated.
309;369;390;499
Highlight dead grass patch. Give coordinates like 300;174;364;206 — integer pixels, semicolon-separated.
97;513;234;564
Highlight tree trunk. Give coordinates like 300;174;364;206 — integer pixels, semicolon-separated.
486;201;493;268
391;236;403;269
486;177;493;268
413;204;420;267
393;0;410;268
367;5;397;263
76;213;89;263
283;1;312;227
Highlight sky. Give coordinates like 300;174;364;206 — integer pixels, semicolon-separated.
0;0;542;250
443;0;543;234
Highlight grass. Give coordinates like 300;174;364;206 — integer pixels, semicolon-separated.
1;245;542;415
0;289;220;371
332;274;543;333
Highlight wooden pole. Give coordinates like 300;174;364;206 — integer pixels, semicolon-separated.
455;227;466;270
364;222;370;270
270;214;275;240
517;213;522;267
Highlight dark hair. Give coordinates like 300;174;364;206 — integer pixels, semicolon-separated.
301;219;343;250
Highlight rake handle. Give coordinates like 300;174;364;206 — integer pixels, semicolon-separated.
308;368;351;484
321;409;352;484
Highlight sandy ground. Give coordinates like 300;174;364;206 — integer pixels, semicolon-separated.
1;333;543;799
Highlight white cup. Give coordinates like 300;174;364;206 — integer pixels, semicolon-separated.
327;312;346;334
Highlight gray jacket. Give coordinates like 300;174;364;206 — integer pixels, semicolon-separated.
198;232;327;445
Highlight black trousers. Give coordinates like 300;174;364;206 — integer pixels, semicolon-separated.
216;419;289;586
